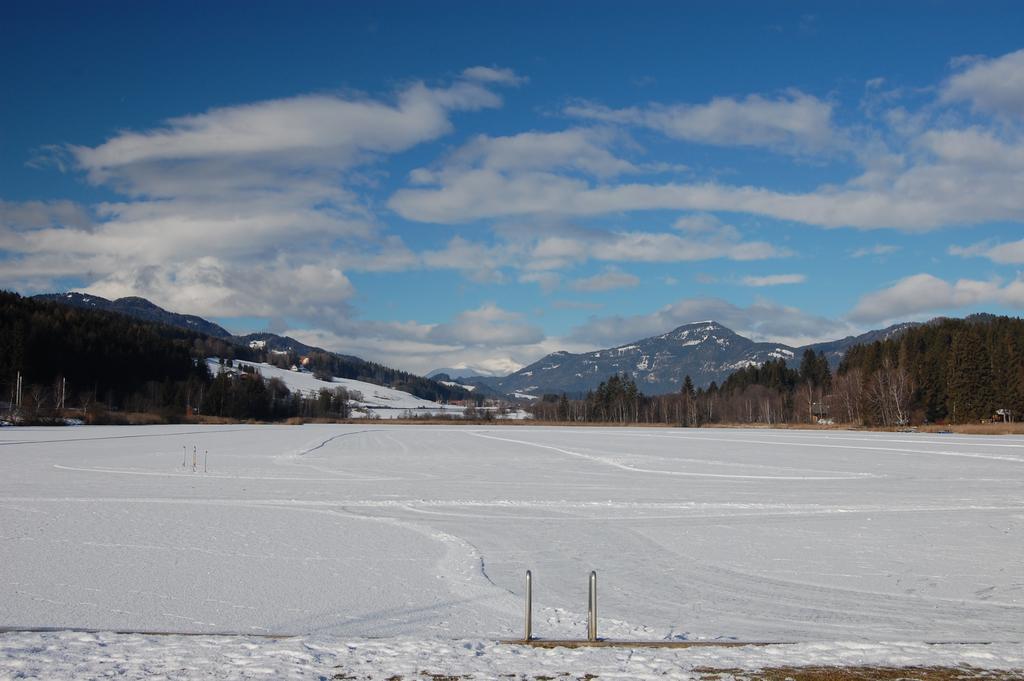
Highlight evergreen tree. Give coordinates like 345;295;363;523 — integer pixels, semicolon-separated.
946;328;994;422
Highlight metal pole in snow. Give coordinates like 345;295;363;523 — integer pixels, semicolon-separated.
524;570;532;641
182;446;187;469
587;570;598;641
204;450;208;473
192;445;197;472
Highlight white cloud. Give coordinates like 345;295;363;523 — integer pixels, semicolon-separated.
847;273;1024;323
69;75;514;198
391;62;1024;232
551;299;604;311
918;127;1024;170
673;213;732;234
461;66;527;86
390;145;1024;230
568;296;854;348
593;230;787;262
426;303;544;346
565;90;838;154
942;48;1024;116
0;200;92;232
518;271;562;293
520;219;789;271
949;239;1024;264
420;236;519;283
569;268;640;292
2;71;520;327
851;244;900;258
422;128;638;179
740;273;806;286
285;304;577;376
83;256;355;320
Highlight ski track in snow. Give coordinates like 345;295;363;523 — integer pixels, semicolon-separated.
1;424;1022;677
467;430;879;480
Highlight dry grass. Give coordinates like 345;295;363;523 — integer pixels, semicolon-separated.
694;667;1024;680
58;411;1024;435
915;423;1024;435
330;668;1023;681
324;420;1024;435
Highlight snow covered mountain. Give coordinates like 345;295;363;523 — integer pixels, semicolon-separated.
466;320;916;397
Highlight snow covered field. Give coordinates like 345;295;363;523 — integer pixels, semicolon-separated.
1;425;1022;678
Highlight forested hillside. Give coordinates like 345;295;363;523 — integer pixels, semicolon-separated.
2;291;225;421
837;314;1024;425
2;292;400;422
530;315;1024;427
33;293;471;405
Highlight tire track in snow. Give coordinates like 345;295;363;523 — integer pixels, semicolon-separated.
329;504;524;634
0;427;252;447
467;431;874;480
50;464;394;482
295;428;389;455
697;429;1024;448
635;432;1024;463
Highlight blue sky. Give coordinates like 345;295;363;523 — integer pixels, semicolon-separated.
3;2;1024;375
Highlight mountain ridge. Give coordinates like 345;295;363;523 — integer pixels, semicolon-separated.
34;292;235;339
33;292;471;403
35;291;919;401
462;320;918;398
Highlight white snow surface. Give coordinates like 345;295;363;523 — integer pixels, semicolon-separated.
1;425;1022;677
2;633;1022;679
208;359;465;419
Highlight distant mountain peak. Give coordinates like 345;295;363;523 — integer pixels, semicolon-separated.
116;296;163;310
465;318;918;398
426;366;491;380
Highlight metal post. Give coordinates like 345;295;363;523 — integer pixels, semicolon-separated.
587;570;598;641
524;570;533;641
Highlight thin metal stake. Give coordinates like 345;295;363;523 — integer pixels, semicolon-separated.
588;570;598;641
524;570;533;641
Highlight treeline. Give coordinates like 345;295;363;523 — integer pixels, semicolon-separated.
837;314;1024;425
530;315;1024;426
3;292;371;423
529;351;832;426
1;290;218;421
203;361;352;421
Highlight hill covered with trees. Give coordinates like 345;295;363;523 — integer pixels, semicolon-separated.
0;291;466;424
34;292;472;405
529;315;1024;427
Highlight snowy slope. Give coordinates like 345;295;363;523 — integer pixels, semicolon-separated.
208;358;465;418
